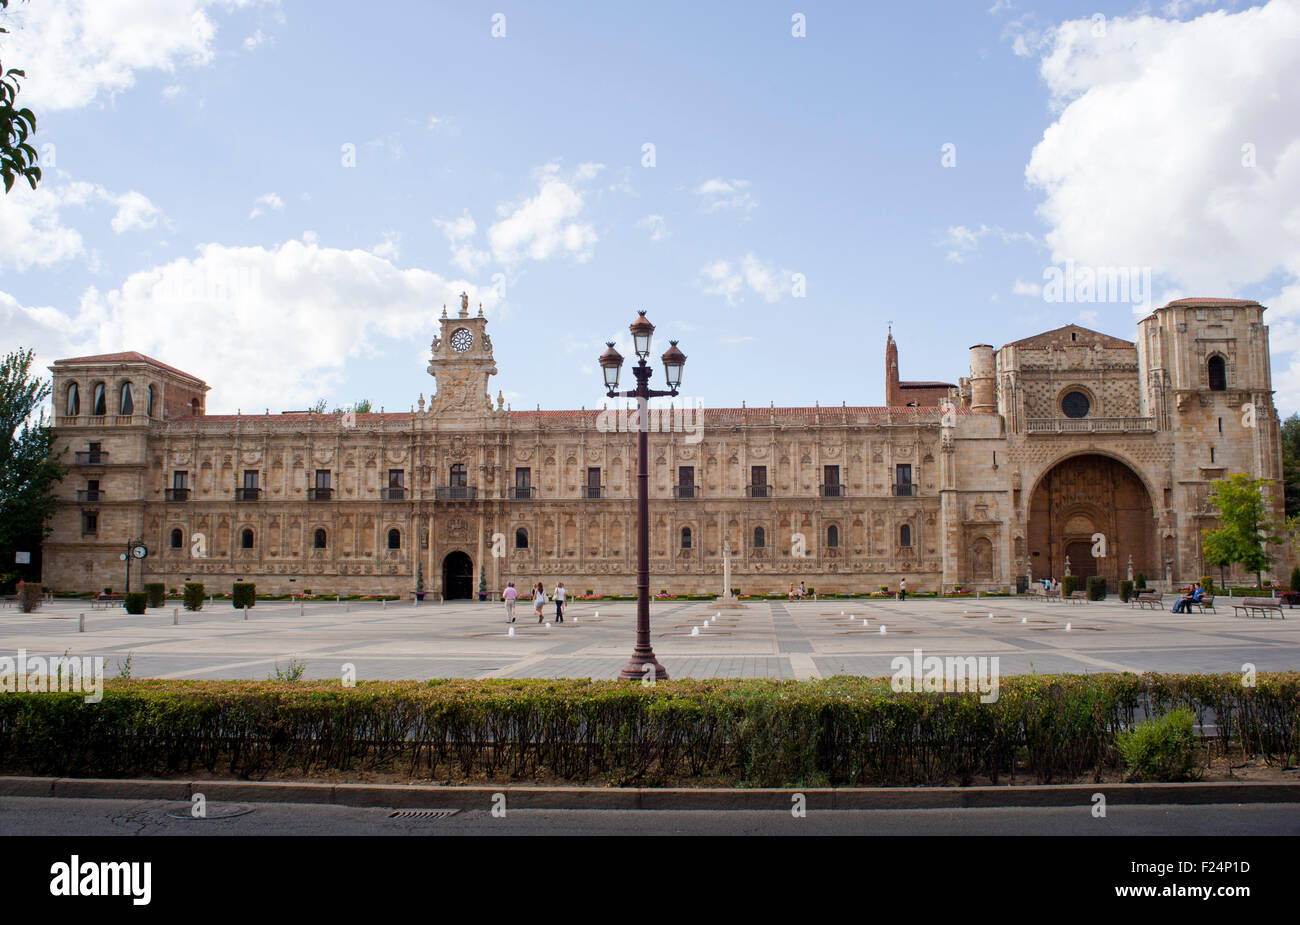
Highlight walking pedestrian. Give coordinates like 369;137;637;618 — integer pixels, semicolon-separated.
503;581;518;622
533;582;547;622
553;581;567;622
899;577;907;601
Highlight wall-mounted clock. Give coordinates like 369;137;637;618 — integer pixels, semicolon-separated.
450;328;473;353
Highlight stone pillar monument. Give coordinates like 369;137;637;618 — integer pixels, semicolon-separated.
716;539;744;609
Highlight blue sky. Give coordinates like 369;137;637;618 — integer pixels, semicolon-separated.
3;0;1299;415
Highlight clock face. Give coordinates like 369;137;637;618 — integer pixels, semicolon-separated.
132;545;148;559
450;328;473;353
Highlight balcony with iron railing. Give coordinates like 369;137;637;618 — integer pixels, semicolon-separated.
308;487;334;501
509;486;536;499
436;485;477;501
673;484;699;499
1026;416;1155;434
235;487;262;501
891;483;915;497
380;487;407;501
164;488;190;501
746;484;772;498
75;489;105;502
73;451;110;465
819;483;847;498
580;485;604;499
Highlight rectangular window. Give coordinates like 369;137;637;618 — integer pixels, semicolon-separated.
388;469;404;488
587;467;601;487
315;469;331;490
515;468;531;489
243;470;259;490
895;464;912;487
82;510;98;534
173;471;188;490
824;465;840;486
87;441;103;464
750;465;768;498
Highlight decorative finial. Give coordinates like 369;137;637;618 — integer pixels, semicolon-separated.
478;302;484;317
441;305;447;318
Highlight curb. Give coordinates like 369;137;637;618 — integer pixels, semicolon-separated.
0;776;1296;810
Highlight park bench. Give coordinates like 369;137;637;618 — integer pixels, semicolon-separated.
1132;591;1163;610
1067;590;1088;604
1038;588;1061;603
1233;597;1285;619
1187;594;1216;613
91;592;125;610
0;593;17;608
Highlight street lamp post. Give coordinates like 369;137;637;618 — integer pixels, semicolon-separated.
600;311;687;682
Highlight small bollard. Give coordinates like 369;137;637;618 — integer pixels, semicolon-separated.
79;612;85;632
299;601;304;615
345;601;350;613
173;608;178;626
382;598;386;610
243;605;248;621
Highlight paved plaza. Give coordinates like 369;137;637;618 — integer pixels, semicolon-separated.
2;595;1298;681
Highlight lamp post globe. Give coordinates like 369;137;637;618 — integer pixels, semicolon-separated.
629;311;655;358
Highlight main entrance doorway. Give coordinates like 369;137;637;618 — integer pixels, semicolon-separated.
1027;454;1156;585
442;551;474;600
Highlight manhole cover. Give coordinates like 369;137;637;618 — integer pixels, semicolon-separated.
166;803;256;821
388;809;461;820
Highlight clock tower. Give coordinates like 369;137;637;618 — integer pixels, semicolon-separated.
426;292;498;414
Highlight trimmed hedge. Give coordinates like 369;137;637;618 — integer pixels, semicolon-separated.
144;583;165;608
1085;576;1106;601
123;592;147;615
16;582;41;613
1062;575;1080;597
1118;580;1134;604
232;583;255;610
0;673;1295;787
183;582;205;612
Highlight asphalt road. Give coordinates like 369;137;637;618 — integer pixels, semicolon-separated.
2;796;1298;835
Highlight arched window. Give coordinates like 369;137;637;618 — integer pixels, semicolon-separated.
240;529;255;549
191;398;200;416
120;382;134;415
1208;355;1227;391
92;382;107;416
147;385;156;418
449;463;467;487
170;528;183;549
313;528;328;549
387;528;401;550
828;524;839;548
753;526;766;548
66;383;80;416
899;524;912;547
515;527;529;549
680;527;692;549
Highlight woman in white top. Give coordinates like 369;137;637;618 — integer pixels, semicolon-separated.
533;583;547;622
553;582;566;623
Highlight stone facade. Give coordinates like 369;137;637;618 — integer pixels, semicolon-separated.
42;297;1285;597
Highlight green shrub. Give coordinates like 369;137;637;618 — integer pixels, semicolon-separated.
1291;566;1300;592
1062;575;1080;597
1116;706;1198;781
123;592;147;615
1085;576;1106;601
1118;580;1134;603
1135;573;1147;589
232;582;256;610
143;583;165;608
17;581;42;613
183;582;205;611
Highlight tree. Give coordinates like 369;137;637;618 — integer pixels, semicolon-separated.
0;348;64;589
329;399;372;414
1;1;41;193
1280;413;1300;517
1201;473;1285;587
308;398;328;414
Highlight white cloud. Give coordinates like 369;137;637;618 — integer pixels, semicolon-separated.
1011;278;1041;297
488;163;600;264
0;180;164;271
1023;1;1300;407
694;177;756;214
1;235;498;412
698;253;786;305
371;230;401;261
162;84;186;99
242;29;270;51
4;0;271;111
942;224;1037;263
638;214;668;242
435;210;490;274
249;192;284;219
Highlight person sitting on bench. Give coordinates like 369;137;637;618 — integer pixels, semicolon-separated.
1172;585;1206;613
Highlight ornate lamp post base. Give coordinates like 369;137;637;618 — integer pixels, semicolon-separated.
619;652;669;681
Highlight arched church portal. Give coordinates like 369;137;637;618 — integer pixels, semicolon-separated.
1027;454;1155;585
442;551;474;600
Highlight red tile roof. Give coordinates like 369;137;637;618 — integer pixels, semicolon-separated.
1163;297;1261;306
53;351;208;386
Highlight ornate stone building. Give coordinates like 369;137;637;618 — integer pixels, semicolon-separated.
42;296;1284;598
